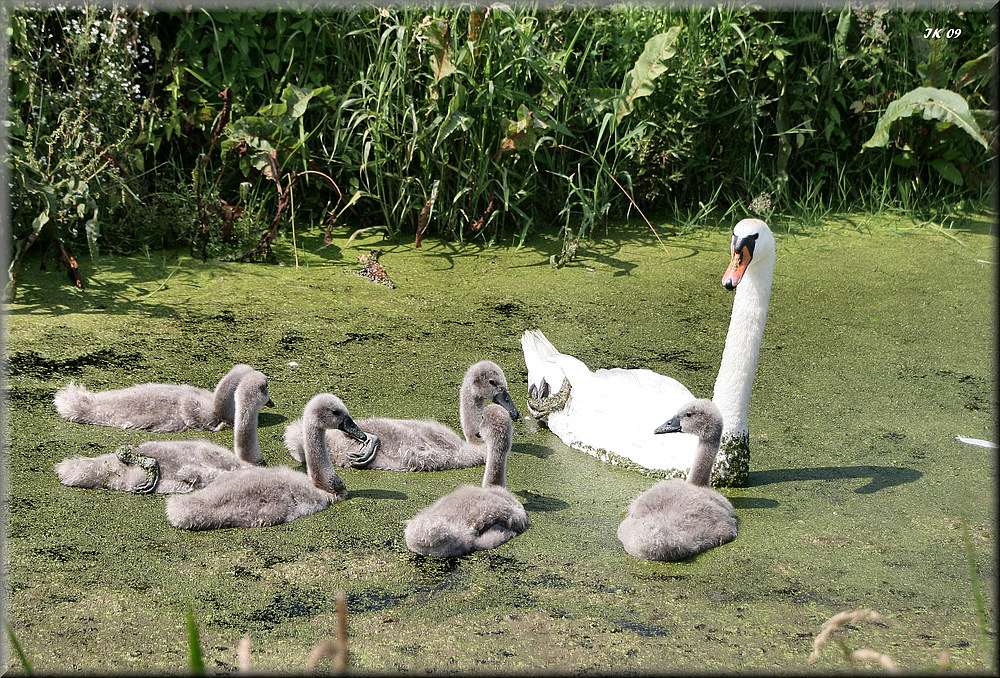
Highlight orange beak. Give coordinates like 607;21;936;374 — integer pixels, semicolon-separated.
722;244;752;290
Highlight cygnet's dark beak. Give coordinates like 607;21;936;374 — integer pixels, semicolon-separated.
265;397;275;407
654;415;682;435
493;389;521;420
338;415;368;442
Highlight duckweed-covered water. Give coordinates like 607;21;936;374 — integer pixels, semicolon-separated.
4;214;996;673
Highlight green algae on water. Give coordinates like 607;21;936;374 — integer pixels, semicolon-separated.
4;213;996;673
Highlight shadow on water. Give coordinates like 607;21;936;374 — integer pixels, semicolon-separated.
515;490;570;512
8;348;147;378
407;553;464;578
612;617;672;638
729;497;780;509
512;442;555;459
245;587;324;630
347;587;409;614
747;465;923;494
349;489;408;501
257;412;287;428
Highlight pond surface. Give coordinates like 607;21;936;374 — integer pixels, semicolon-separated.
4;214;996;673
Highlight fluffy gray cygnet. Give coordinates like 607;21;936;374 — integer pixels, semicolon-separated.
165;393;379;530
53;364;272;433
404;404;527;557
283;361;520;471
54;370;273;494
617;399;737;561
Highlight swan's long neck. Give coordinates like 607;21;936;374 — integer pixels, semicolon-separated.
232;398;262;465
459;387;482;443
302;414;338;493
687;424;722;487
711;258;773;439
482;431;511;489
213;365;251;421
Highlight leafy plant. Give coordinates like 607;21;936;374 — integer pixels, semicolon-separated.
5;3;994;289
862;84;992;186
5;5;153;299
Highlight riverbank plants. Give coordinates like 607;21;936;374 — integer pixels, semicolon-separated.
4;4;995;296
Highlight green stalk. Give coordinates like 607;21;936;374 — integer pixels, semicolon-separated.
5;621;34;676
186;604;205;676
961;521;992;670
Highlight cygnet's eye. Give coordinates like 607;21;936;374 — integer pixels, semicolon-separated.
488;379;498;387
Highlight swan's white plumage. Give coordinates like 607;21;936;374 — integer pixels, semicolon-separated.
522;219;775;484
522;327;699;472
956;435;998;449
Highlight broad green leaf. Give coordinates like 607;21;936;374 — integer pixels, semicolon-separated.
425;19;456;83
286;85;313;119
30;209;49;236
863;87;989;151
618;27;682;121
930;159;964;186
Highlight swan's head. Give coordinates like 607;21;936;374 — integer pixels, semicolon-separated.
479;403;514;453
655;398;723;441
723;218;775;290
464;360;521;420
304;393;379;448
236;370;275;411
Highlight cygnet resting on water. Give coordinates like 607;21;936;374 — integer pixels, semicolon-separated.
54;370;273;494
54;364;273;433
404;404;527;557
165;393;379;529
617;399;737;561
284;361;520;471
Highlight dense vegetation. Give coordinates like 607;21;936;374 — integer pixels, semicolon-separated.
4;4;995;296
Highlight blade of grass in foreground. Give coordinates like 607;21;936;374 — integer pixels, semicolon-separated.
5;621;34;675
961;521;992;670
187;604;205;675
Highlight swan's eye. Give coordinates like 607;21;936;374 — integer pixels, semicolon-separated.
488;379;498;387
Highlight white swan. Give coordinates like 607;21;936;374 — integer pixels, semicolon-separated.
165;393;380;530
521;218;775;486
54;370;273;494
617;399;737;561
54;364;272;433
404;404;527;556
283;361;520;471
